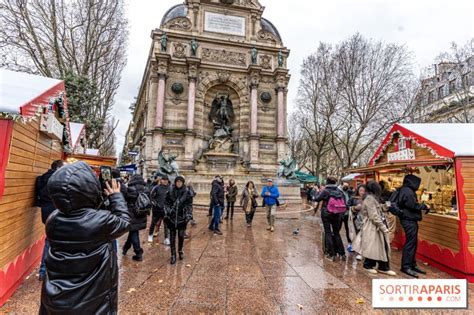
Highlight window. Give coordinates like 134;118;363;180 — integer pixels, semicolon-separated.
428;90;435;103
438;85;445;99
398;137;406;151
449;79;456;94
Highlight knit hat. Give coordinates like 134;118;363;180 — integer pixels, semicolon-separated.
175;175;185;184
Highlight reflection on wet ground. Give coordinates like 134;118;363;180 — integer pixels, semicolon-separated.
2;205;474;314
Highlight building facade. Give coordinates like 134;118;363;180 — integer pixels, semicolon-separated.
417;57;474;122
124;0;290;181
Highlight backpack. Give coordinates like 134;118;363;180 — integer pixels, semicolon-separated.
135;192;151;215
388;189;404;218
326;194;346;214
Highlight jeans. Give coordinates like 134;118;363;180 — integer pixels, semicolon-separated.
210;205;222;231
245;208;256;224
266;205;276;226
321;210;345;257
149;212;164;236
124;230;142;255
39;239;49;276
226;202;235;219
401;219;419;270
342;213;351;243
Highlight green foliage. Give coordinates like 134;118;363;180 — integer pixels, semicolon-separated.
63;71;104;147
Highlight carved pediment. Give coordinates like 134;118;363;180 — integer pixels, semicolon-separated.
202;48;247;67
258;30;277;43
165;17;192;30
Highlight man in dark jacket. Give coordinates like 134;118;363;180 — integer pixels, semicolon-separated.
123;174;148;261
40;161;130;315
35;160;64;281
148;175;170;243
398;174;429;278
209;176;224;235
315;177;346;261
164;176;192;264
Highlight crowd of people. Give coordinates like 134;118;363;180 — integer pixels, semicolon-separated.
306;174;430;278
34;160;428;313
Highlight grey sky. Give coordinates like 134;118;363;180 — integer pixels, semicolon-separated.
112;0;474;156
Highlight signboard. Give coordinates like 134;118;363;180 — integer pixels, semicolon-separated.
388;149;416;162
40;113;64;141
204;12;246;36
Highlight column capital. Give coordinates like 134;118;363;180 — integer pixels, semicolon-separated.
186;57;201;80
154;53;171;76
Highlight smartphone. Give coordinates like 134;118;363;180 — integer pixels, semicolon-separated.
100;166;112;183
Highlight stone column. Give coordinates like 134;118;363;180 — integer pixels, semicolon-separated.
187;78;196;131
277;87;285;138
155;73;166;129
250;84;258;135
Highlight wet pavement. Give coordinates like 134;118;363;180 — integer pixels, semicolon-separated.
2;205;474;314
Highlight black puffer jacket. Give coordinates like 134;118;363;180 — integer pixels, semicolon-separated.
164;182;192;228
210;179;225;207
124;175;148;231
40;162;130;315
150;184;170;217
399;174;428;222
35;168;57;223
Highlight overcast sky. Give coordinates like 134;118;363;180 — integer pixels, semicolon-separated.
112;0;474;155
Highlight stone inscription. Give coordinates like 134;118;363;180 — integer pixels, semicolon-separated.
204;12;246;36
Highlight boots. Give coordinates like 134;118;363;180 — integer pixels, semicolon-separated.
132;248;143;262
179;251;184;260
170;254;177;265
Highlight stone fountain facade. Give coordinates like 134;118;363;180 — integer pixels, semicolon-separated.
126;0;299;204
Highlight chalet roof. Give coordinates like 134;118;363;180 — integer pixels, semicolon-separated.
69;122;85;148
0;69;63;114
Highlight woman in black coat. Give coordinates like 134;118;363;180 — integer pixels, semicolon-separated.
122;174;147;261
40;162;130;315
164;176;192;264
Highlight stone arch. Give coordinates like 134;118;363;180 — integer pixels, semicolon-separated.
195;73;249;105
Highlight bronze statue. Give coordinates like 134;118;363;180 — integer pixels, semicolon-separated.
251;47;258;64
278;49;284;68
158;150;179;176
278;158;297;179
208;94;234;137
160;33;168;53
190;38;199;57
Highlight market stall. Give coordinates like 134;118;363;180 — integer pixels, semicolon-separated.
0;69;71;305
350;123;474;282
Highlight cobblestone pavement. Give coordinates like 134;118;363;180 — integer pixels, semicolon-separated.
2;206;473;314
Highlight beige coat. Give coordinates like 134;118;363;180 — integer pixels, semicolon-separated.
352;194;391;262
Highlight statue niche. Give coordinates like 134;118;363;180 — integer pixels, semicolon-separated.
208;93;235;153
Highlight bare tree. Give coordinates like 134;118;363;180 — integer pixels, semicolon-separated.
290;34;417;178
98;117;118;157
0;0;128;150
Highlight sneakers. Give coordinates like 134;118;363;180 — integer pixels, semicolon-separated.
214;229;223;235
356;254;363;261
365;268;378;274
270;226;275;232
164;238;170;246
266;226;272;230
247;223;252;228
132;254;143;262
347;244;353;252
378;270;397;276
147;235;154;243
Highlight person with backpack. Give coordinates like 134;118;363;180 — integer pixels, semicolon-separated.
164;176;192;264
35;160;64;281
352;181;397;276
315;176;347;261
209;176;225;235
391;174;430;278
261;178;280;232
123;174;149;261
148;175;170;243
40;162;130;314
